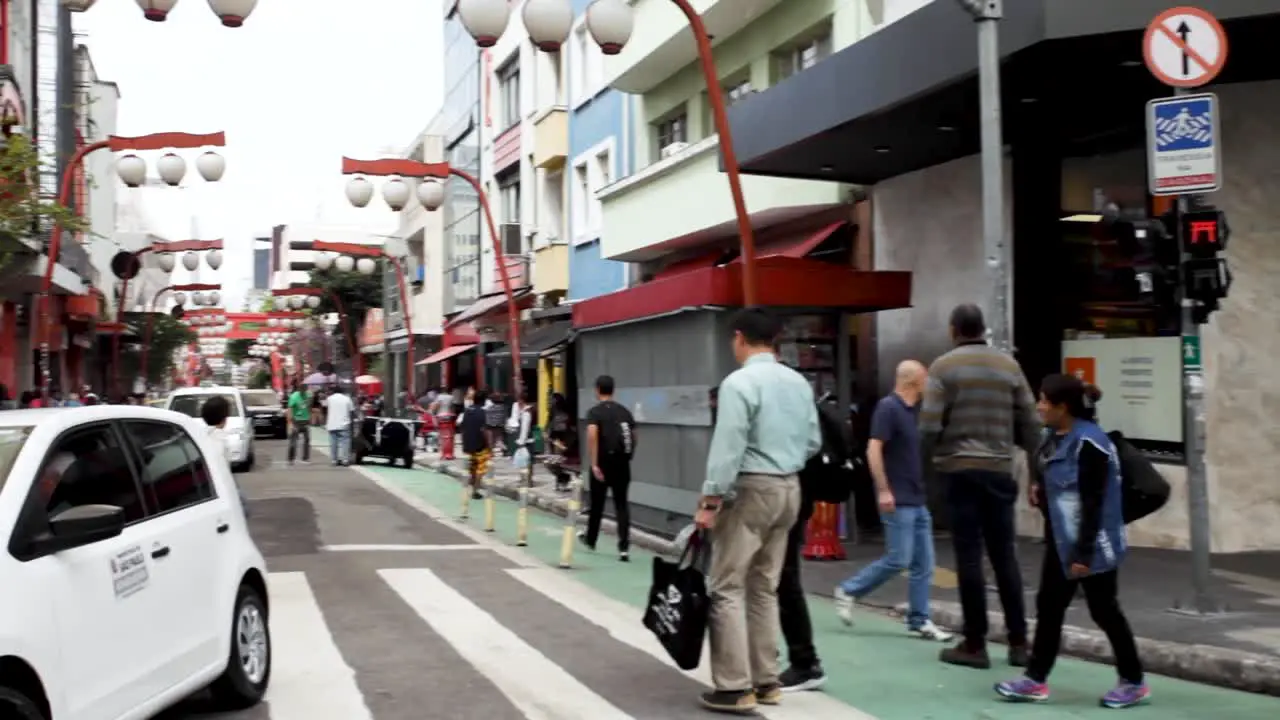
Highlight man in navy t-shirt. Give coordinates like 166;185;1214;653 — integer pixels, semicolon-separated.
832;360;953;641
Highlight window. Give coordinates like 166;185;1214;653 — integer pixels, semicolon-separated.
570;24;603;105
36;425;147;523
571;142;614;242
169;394;241;418
499;172;521;224
595;148;612;187
498;59;521;130
127;421;216;514
540;170;565;242
775;33;832;81
656;113;688;154
573;164;591;237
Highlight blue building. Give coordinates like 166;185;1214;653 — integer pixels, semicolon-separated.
565;0;632;301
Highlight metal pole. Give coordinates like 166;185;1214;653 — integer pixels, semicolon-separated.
964;0;1011;351
1172;86;1215;615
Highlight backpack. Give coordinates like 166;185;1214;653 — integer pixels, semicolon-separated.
596;402;635;460
1107;430;1170;524
801;401;859;504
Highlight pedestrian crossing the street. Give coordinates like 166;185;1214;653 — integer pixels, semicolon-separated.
210;567;879;720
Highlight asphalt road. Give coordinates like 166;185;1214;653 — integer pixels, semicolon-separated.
157;438;868;720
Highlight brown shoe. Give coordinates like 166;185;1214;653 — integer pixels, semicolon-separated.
754;684;782;705
1008;643;1030;667
699;689;757;713
939;641;992;669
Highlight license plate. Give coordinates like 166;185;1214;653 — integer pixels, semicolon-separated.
254;417;273;426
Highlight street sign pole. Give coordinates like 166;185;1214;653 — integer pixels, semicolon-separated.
957;0;1011;352
1144;6;1228;616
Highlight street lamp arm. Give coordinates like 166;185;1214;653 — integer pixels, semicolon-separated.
106;131;227;153
666;0;759;306
341;157;449;179
324;289;363;376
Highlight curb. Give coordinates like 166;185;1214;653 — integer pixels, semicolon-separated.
416;458;1280;697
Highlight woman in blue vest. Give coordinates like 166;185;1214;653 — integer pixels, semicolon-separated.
995;374;1148;709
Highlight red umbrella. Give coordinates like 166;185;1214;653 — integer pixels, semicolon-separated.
354;375;383;394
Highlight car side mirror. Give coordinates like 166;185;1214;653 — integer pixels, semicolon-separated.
32;504;126;555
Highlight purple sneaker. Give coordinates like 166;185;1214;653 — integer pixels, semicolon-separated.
994;676;1049;702
1101;682;1150;709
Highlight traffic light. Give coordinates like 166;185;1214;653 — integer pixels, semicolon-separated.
1100;215;1177;302
1179;207;1232;324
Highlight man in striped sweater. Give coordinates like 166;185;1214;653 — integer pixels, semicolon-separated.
920;304;1042;670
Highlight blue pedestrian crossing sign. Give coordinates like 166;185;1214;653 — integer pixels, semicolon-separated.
1147;93;1221;196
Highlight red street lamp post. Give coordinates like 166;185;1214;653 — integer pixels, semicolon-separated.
112;239;224;396
305;239;417;396
341;157;524;397
140;282;221;389
271;288;363;376
38;131;226;397
456;0;760;306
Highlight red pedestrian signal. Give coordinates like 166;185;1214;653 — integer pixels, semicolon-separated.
1182;210;1229;259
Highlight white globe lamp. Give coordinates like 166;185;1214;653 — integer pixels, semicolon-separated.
306;295;321;309
205;249;224;270
208;291;221;305
196;151;226;181
181;251;200;271
267;318;279;328
417;180;445;211
314;252;334;271
585;0;634;55
61;0;98;11
157;253;176;272
156;153;186;186
523;0;574;52
356;258;377;275
136;0;177;23
458;0;511;47
172;291;187;305
116;154;147;187
289;295;304;309
191;292;206;306
381;179;410;211
207;0;258;28
345;177;374;208
335;255;355;273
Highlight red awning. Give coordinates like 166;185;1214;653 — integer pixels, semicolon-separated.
417;344;477;366
572;256;912;331
445;289;535;329
652;250;725;280
732;221;846;262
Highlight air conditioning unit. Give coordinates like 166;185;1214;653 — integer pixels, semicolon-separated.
499;223;523;256
660;142;689;159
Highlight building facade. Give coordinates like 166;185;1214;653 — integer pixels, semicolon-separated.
565;0;630;301
441;0;484;315
726;0;1280;551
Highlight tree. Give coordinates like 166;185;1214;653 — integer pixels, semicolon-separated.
308;263;383;339
0;132;89;272
226;338;253;364
248;368;272;389
119;313;196;385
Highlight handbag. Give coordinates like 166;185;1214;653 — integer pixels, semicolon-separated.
513;446;531;469
642;530;710;671
1107;431;1171;524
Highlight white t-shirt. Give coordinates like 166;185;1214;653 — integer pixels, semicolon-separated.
206;425;232;465
324;393;354;430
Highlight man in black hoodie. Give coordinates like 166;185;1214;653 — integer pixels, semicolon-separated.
459;389;490;501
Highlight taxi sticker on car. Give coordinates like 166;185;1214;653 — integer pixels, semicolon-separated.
110;545;149;599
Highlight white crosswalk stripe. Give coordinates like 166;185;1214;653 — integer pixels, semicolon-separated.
236;566;881;720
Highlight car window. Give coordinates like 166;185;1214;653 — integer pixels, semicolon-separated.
242;391;279;407
125;421;215;515
0;426;32;492
168;394;242;418
37;425;147;523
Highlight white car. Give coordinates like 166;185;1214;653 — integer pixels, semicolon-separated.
0;406;272;720
165;387;255;472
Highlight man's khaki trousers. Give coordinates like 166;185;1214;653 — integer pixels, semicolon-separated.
707;473;801;691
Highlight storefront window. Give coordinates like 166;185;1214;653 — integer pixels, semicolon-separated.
776;315;838;398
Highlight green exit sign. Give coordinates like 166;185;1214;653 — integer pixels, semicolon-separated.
1182;335;1202;372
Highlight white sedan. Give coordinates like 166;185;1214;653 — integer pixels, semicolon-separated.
0;405;272;720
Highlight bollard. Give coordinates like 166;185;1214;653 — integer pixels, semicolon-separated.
438;414;456;460
483;476;496;532
558;478;582;568
516;487;529;546
459;482;472;520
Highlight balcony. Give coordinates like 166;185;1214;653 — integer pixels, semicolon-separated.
598;135;845;261
603;0;783;93
532;241;569;295
532;107;568;170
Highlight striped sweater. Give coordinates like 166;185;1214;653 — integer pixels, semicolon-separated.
919;342;1041;474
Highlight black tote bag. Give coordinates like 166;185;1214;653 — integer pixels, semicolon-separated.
642;531;710;670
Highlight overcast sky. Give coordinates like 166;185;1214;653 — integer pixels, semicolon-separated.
74;0;445;307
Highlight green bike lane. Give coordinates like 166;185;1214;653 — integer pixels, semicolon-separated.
363;463;1280;720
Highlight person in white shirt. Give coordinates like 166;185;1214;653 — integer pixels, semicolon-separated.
323;386;355;466
201;395;249;516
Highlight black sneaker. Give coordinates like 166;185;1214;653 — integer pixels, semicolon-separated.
619;551;629;562
698;689;756;714
779;665;827;693
576;530;595;551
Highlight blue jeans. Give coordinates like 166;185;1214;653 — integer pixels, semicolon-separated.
838;505;935;629
329;428;351;464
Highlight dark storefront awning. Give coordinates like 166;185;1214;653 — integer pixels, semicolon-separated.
572;257;911;331
727;0;1280;185
445;288;535;329
416;344;476;366
486;321;572;359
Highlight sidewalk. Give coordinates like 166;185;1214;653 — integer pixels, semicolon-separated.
412;449;1280;697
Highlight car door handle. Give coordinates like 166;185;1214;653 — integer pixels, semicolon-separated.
151;545;171;559
216;522;230;534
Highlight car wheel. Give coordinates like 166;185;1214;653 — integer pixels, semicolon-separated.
209;585;271;710
403;452;415;468
0;687;46;720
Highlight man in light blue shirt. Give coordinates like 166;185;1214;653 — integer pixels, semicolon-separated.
694;308;822;713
